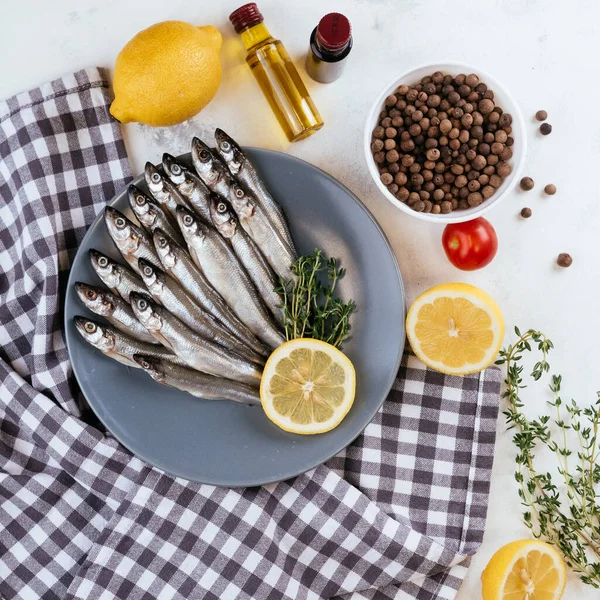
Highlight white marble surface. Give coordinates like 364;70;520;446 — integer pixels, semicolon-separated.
2;0;598;597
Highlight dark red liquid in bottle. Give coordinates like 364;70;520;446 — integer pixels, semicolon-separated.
305;13;353;84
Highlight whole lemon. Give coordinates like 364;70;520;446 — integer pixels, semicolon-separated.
110;21;222;127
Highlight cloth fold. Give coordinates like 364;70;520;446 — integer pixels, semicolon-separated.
0;68;501;600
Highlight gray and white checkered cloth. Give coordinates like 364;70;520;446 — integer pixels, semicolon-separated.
0;68;502;600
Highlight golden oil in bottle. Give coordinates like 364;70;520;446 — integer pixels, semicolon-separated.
230;3;324;142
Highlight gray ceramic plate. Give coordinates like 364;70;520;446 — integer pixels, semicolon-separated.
65;148;405;487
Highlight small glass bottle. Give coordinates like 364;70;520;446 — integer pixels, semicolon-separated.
229;3;324;142
306;13;353;84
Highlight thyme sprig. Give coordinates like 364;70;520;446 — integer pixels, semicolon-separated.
275;249;356;349
497;328;600;588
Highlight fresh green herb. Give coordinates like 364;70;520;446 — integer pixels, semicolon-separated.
497;327;600;588
276;249;356;349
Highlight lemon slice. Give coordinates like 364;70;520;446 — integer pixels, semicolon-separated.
481;539;566;600
260;339;356;435
406;282;504;375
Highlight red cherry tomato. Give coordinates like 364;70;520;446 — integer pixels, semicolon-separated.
442;217;498;271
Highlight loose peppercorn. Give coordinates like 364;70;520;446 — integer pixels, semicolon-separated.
381;173;393;185
384;139;396;150
385;127;397;138
540;123;552;135
544;184;557;195
389;163;400;174
520;207;532;218
557;253;572;268
535;110;548;121
520;176;534;191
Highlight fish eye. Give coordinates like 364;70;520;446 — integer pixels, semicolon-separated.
135;195;146;205
183;215;193;226
141;359;150;369
98;256;108;267
171;163;181;175
217;202;227;213
221;141;230;152
85;289;96;299
139;299;148;310
151;172;161;183
115;217;126;228
157;236;166;247
200;149;210;161
235;188;244;199
84;322;96;333
143;266;153;276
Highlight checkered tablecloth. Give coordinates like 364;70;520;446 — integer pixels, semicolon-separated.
0;68;502;600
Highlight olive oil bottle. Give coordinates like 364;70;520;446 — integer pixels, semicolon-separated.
230;3;324;142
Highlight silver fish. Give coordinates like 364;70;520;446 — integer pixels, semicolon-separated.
190;137;232;199
176;206;285;349
227;184;296;283
162;153;212;223
209;195;283;325
127;184;184;246
133;354;261;405
75;282;157;344
152;228;269;357
104;206;160;276
215;128;296;254
74;316;188;368
144;162;191;221
130;293;262;387
89;249;147;301
137;258;263;365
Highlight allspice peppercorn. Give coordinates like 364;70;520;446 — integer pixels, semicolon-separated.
520;176;534;191
370;71;515;214
544;184;557;195
557;253;572;268
535;110;548;121
520;207;532;218
540;123;552;135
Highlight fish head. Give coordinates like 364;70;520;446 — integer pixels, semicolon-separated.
144;162;168;197
132;354;167;383
104;207;140;252
214;128;244;175
176;205;208;242
128;185;155;227
162;153;186;186
129;292;163;332
75;282;114;317
74;316;115;353
153;229;178;270
138;258;162;294
89;250;120;287
191;137;220;184
209;194;236;238
229;184;255;218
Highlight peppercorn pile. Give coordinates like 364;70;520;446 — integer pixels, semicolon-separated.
371;72;514;214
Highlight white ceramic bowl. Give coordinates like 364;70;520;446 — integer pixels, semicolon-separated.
364;63;526;223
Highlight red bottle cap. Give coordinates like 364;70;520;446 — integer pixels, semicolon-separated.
316;13;352;52
229;3;264;33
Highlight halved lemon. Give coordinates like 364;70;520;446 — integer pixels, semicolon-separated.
260;339;356;435
481;539;567;600
406;282;504;375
